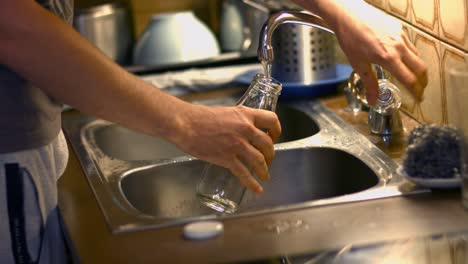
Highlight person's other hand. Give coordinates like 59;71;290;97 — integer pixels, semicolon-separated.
333;2;427;105
169;104;281;194
297;0;428;105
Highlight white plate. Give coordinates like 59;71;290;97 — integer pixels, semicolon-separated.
397;166;462;189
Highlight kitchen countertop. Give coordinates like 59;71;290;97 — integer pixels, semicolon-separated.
58;89;468;263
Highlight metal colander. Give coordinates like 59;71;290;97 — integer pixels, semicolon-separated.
271;23;337;84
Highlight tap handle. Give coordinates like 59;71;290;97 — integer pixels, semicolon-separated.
345;64;393;110
377;85;393;104
376;79;402;110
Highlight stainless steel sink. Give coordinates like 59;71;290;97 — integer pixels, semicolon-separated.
63;97;423;233
121;148;378;218
92;103;319;161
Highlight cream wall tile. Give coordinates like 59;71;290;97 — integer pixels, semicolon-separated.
399;23;419;116
365;0;388;10
442;43;468;128
388;0;411;22
399;80;419;118
401;22;415;43
367;0;468;125
413;30;443;124
411;0;439;36
439;0;467;51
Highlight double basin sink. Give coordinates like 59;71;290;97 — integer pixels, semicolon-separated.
63;95;417;233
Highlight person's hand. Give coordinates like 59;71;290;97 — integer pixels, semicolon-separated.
168;104;281;194
0;0;281;195
294;0;428;105
332;1;427;105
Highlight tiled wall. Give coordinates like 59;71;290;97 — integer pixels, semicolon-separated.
365;0;468;125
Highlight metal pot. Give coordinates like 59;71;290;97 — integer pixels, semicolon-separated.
73;3;133;65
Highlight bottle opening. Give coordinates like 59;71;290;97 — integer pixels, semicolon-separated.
252;73;282;95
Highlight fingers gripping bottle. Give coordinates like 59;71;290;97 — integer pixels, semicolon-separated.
196;74;282;213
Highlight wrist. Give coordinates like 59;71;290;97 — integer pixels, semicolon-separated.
153;97;196;147
294;0;364;35
292;0;338;32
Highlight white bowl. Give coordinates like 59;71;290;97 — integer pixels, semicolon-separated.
133;11;220;66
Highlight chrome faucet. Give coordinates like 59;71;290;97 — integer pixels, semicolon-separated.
368;78;403;135
257;11;334;64
346;65;403;136
257;11;402;136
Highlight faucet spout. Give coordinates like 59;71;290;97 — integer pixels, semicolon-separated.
257;11;334;63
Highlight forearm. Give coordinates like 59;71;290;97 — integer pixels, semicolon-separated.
0;1;285;193
292;0;341;23
0;0;186;139
291;0;370;34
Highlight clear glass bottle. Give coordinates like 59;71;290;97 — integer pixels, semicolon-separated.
196;73;282;214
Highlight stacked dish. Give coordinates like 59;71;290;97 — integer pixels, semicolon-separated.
133;11;220;66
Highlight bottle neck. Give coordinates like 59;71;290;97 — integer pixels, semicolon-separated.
250;74;282;96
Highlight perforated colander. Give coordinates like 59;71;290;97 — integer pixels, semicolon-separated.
271;23;337;84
